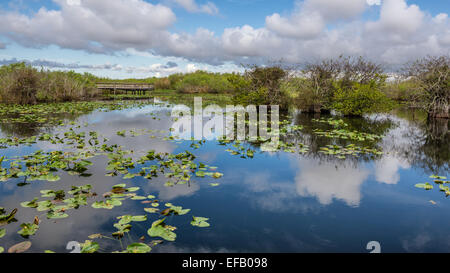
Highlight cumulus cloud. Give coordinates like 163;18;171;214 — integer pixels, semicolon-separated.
0;0;176;53
303;0;368;22
361;0;449;64
222;25;282;57
266;10;325;39
0;0;448;67
375;155;410;184
266;0;368;39
0;42;5;49
162;28;224;65
295;159;370;207
366;0;424;35
366;0;381;6
170;0;218;15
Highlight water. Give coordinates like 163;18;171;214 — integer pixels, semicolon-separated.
0;100;448;253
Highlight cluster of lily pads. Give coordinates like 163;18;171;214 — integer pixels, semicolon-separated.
214;116;385;160
0;136;222;253
0;100;164;132
319;144;383;159
415;175;450;197
73;185;209;253
311;118;382;142
1;176;214;253
21;184;96;224
0;149;96;183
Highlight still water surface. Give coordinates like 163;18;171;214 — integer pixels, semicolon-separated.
0;100;448;253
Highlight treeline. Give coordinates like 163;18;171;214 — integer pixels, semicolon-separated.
1;55;448;119
0;63;99;104
93;71;236;93
143;55;448;119
153;71;235;93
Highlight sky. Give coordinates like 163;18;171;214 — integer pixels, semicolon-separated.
0;0;448;79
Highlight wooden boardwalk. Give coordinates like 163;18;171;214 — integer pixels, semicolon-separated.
96;83;154;95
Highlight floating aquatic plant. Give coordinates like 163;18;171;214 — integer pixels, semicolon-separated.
191;216;210;228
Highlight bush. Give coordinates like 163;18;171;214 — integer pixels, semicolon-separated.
332;81;394;116
231;65;290;110
299;56;386;113
403;55;449;119
0;63;99;104
382;79;420;102
0;63;39;104
174;71;234;94
154;78;171;90
167;73;184;89
37;71;98;102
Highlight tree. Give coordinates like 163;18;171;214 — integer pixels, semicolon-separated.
298;56;386;113
230;65;290;110
404;55;449;119
332;81;394;116
0;62;39;104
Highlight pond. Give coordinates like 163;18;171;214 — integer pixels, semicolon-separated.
0;99;448;253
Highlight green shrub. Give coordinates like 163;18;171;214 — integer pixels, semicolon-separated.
154;78;171;90
0;63;39;104
0;63;99;104
403;55;449;119
332;81;395;116
281;77;328;113
231;66;290;110
174;71;234;94
299;56;386;113
382;79;420;102
37;71;98;102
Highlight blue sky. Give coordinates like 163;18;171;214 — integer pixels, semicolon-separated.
0;0;448;78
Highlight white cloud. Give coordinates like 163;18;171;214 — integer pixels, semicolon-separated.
170;0;218;15
375;155;410;184
304;0;368;22
266;0;368;39
0;0;176;53
434;13;449;24
295;159;370;207
222;25;282;56
366;0;424;34
0;0;448;68
66;0;81;6
186;63;197;72
366;0;381;6
266;11;325;39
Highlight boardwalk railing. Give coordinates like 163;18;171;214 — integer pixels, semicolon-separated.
96;83;155;96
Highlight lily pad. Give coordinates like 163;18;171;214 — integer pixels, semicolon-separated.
144;208;159;214
415;183;433;190
47;211;69;219
88;233;102;239
8;241;32;253
147;218;176;241
195;171;206;177
212;172;223;179
17;223;39;237
131;215;147;222
191;216;210;228
80;240;99;253
126;243;151;253
430;175;447;180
